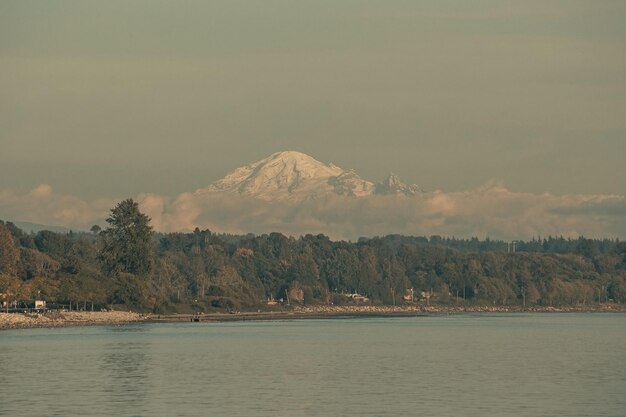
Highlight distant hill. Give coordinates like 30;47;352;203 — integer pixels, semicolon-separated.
12;220;78;234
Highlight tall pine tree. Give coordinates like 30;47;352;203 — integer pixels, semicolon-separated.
99;199;154;276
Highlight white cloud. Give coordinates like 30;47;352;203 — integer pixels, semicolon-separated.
2;183;624;240
28;183;53;198
139;183;626;240
0;184;115;230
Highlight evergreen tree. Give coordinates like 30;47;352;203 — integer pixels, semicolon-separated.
99;199;154;276
0;222;19;275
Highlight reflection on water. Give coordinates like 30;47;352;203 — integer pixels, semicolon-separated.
108;324;150;333
1;314;626;417
100;342;150;415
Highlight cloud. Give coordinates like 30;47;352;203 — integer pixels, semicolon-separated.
29;184;53;198
2;183;625;240
138;182;626;240
550;199;626;217
0;184;115;230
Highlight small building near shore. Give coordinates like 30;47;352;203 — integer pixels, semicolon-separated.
345;293;369;303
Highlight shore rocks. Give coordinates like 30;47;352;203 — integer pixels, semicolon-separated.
291;304;626;315
0;311;143;330
2;304;624;330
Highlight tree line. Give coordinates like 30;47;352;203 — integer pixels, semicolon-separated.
1;199;625;312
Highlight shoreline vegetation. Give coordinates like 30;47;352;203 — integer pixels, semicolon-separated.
2;303;625;330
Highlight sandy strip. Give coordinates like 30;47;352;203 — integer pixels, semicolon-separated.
3;304;624;330
146;303;626;324
0;311;144;330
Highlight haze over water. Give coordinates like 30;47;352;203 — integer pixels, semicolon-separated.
1;314;625;417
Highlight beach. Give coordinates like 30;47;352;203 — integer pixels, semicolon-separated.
2;303;624;330
0;311;144;330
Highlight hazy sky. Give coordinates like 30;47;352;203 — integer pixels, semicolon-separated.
1;1;625;237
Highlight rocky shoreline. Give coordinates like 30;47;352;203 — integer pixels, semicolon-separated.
292;303;626;314
0;311;144;330
2;304;624;330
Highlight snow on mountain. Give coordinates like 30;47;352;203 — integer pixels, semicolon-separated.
328;169;375;197
197;151;418;200
374;173;422;196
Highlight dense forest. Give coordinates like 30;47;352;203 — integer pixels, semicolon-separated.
1;199;625;313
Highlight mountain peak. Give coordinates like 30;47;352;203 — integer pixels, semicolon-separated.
202;151;355;199
268;150;314;161
374;173;421;196
199;151;419;200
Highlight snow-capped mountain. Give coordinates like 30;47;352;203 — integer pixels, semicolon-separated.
197;151;419;200
374;173;422;196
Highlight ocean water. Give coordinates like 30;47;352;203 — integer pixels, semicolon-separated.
1;313;625;417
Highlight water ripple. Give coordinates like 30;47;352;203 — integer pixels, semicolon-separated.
1;314;625;417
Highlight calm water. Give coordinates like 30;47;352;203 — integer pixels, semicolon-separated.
1;314;625;417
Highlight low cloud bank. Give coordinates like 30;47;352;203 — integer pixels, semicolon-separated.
0;184;115;231
143;182;626;240
1;183;624;240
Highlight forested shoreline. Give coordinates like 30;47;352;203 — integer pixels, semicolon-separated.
1;200;625;313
